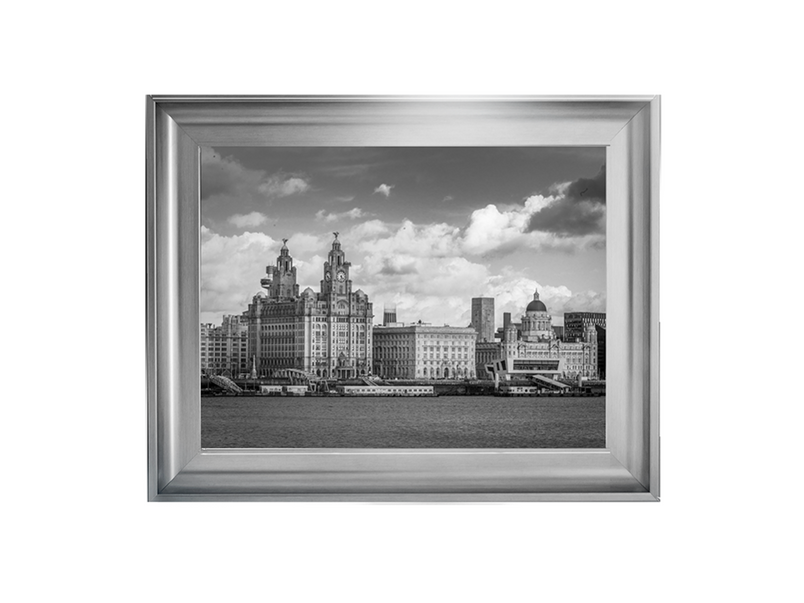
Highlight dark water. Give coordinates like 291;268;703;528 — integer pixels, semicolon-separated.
202;395;605;448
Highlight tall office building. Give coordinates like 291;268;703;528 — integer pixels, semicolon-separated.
470;297;495;343
383;305;397;326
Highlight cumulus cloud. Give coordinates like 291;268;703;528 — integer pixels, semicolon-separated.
456;164;607;255
526;164;606;236
200;226;278;324
374;183;394;197
200;220;605;329
336;220;604;327
462;197;603;256
315;207;369;223
259;174;310;197
228;212;268;228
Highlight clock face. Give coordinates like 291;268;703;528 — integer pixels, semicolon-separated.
336;271;346;282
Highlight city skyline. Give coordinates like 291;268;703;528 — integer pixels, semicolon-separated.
201;147;607;328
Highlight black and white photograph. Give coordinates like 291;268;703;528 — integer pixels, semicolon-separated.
7;3;803;602
200;147;608;448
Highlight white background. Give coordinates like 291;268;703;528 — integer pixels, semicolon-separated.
3;2;802;602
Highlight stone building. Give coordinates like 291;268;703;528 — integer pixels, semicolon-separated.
244;234;373;379
200;314;249;376
373;323;477;380
564;311;606;379
486;290;600;381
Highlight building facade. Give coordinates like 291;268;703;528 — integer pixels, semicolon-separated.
564;312;606;341
489;290;599;381
244;235;373;379
475;342;502;378
200;314;249;376
594;325;606;379
373;324;477;380
470;297;495;343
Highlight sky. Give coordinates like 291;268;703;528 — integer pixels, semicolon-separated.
200;147;607;328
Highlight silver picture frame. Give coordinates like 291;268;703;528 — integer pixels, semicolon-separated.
146;95;660;501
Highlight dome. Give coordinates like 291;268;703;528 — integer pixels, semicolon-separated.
526;299;547;313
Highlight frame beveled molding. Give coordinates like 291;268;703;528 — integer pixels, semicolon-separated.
146;95;660;501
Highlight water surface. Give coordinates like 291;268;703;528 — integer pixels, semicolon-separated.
202;395;605;448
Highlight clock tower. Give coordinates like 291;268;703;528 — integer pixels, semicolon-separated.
321;232;352;295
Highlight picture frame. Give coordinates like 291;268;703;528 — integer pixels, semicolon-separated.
146;95;660;501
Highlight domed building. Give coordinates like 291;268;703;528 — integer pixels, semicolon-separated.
486;288;600;383
521;290;554;341
244;234;374;379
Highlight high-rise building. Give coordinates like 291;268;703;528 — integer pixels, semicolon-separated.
244;234;373;379
383;305;397;326
594;325;606;380
200;315;249;376
470;297;495;342
373;323;477;380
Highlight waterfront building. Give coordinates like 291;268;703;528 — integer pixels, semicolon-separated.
475;341;502;378
372;323;477;379
564;312;606;341
470;297;495;342
244;234;373;379
487;290;599;382
200;314;249;376
594;325;606;379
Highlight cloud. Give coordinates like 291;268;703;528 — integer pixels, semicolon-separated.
563;163;606;204
374;183;394;197
526;164;606;236
200;221;605;329
201;147;311;213
228;212;268;228
461;198;604;256
258;174;310;197
336;220;604;327
457;164;608;255
315;207;369;223
200;226;278;324
525;199;606;236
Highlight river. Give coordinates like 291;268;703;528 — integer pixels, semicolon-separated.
202;395;605;448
